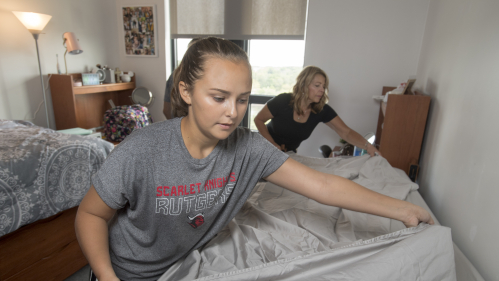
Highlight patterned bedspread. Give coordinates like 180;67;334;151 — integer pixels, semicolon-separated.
0;120;114;237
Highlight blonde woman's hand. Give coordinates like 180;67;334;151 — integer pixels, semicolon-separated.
367;144;382;157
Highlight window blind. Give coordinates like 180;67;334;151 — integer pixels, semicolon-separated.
170;0;308;40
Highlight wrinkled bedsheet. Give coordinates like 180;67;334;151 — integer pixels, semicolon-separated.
0;120;114;237
160;155;456;281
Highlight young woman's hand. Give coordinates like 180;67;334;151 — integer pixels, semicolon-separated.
400;204;435;228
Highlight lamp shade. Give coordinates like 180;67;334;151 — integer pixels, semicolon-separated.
13;11;52;34
63;32;83;54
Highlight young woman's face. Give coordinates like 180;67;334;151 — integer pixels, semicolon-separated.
183;57;252;141
307;74;326;104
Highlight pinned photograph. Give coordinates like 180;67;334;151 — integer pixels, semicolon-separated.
121;5;157;56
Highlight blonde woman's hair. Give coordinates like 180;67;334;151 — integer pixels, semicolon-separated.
291;66;329;115
171;37;251;117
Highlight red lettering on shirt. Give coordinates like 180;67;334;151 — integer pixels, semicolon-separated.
158;174;237;197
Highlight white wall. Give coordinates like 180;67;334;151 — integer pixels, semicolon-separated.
115;0;167;123
0;0;120;129
299;0;430;157
415;0;499;279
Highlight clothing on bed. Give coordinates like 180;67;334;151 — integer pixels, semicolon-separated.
92;117;289;281
266;93;337;151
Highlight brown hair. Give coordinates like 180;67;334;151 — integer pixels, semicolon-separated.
171;37;251;117
291;66;329;115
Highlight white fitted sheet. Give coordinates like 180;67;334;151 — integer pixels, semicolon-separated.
160;155;461;281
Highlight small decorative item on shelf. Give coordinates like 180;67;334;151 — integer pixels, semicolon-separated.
82;73;100;86
115;67;122;83
102;66;115;84
121;73;131;82
121;71;134;83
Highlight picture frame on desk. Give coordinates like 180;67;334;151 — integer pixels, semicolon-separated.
402;78;416;95
121;5;158;57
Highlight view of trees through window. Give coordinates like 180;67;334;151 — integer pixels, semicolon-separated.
174;39;305;130
249;40;305;96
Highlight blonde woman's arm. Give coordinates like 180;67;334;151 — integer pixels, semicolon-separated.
254;104;283;150
326;116;382;157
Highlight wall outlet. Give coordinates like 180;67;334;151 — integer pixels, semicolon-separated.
409;164;419;182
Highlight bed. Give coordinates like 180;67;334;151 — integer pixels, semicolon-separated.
0;120;114;281
159;153;484;281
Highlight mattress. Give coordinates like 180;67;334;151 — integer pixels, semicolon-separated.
0;120;114;237
159;154;461;281
405;190;484;281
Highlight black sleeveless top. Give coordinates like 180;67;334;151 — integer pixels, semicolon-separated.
266;93;337;151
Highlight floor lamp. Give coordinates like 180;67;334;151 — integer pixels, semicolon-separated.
13;11;52;129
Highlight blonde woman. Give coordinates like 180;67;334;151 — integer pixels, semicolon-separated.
254;66;381;156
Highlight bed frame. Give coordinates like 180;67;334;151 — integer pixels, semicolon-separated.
0;207;88;281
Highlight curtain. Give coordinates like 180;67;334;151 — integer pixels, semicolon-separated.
170;0;308;40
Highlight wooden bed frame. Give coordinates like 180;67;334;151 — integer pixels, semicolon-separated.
0;207;88;281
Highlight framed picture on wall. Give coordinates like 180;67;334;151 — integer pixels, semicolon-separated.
121;5;158;57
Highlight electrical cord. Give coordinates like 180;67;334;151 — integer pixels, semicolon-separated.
24;74;52;121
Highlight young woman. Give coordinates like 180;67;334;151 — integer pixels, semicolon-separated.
254;66;382;156
75;37;433;281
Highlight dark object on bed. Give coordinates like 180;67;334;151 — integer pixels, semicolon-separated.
0;207;86;281
103;105;152;142
340;143;354;156
319;145;332;158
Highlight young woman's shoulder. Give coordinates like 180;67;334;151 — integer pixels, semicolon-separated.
228;126;279;151
112;119;179;153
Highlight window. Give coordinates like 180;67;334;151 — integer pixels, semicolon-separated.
249;40;305;97
173;38;192;68
170;39;305;130
246;40;305;130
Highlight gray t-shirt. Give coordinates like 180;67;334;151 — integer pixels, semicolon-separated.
92;118;288;280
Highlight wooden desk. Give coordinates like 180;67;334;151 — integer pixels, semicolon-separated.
49;73;136;130
375;87;431;178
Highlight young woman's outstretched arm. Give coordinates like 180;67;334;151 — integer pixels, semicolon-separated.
75;186;120;281
265;158;434;227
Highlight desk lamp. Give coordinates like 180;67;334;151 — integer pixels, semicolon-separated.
62;32;83;74
13;11;52;128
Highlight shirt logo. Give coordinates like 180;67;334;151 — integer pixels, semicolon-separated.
188;213;205;228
